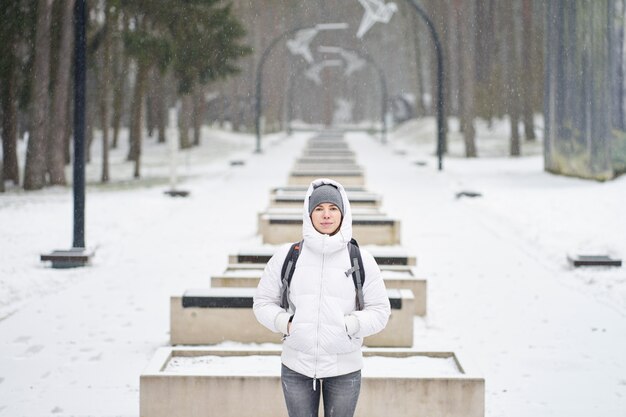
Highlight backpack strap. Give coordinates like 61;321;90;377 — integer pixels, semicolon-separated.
346;238;365;311
280;241;302;310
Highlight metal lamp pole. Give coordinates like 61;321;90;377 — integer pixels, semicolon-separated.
73;0;87;248
405;0;445;170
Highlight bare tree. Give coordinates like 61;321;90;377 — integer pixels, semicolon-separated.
455;0;477;157
24;0;54;190
99;3;112;183
47;0;75;185
521;0;536;141
501;0;521;156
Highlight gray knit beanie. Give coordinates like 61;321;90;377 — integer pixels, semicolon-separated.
308;184;344;216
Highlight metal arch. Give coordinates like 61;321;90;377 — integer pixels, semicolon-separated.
285;46;389;143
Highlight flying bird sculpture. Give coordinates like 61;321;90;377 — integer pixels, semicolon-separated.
286;28;319;63
304;60;343;85
356;0;398;38
337;49;366;76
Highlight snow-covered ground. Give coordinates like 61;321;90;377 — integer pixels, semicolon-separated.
1;118;625;417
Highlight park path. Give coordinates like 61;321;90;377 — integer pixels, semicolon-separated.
0;134;307;417
1;130;625;417
348;132;626;417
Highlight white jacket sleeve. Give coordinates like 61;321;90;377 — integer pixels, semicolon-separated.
349;250;391;338
253;245;293;335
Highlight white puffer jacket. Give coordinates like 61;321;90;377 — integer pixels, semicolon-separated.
253;178;391;379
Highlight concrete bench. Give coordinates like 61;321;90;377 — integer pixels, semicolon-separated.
271;185;367;194
269;192;381;209
228;246;416;266
305;142;349;148
259;213;400;245
140;347;484;417
292;162;363;172
301;149;356;158
288;170;365;187
211;266;426;316
170;288;414;347
296;157;358;164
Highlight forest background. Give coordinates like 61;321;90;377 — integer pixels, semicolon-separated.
1;0;625;192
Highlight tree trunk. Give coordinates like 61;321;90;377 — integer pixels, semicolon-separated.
193;89;205;146
456;0;477;157
85;79;95;164
544;0;614;179
1;60;20;185
411;13;427;116
156;72;167;144
47;0;75;185
100;4;112;183
111;13;127;150
611;0;625;131
129;62;148;178
521;0;537;141
179;93;193;149
24;0;54;190
503;0;521;156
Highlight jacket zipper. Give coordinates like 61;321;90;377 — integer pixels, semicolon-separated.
313;237;326;391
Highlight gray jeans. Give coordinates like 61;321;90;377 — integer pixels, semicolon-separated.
281;364;361;417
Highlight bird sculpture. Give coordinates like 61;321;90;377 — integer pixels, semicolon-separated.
356;0;398;38
286;28;319;63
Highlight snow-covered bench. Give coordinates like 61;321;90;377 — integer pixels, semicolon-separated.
269;191;382;208
296;156;358;164
288;169;365;186
271;185;367;194
227;246;416;266
211;265;426;316
258;212;400;244
140;347;484;417
169;288;414;347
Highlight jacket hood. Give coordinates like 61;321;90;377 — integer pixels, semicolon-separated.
302;178;352;247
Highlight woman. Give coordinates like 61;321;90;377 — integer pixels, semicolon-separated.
253;178;391;417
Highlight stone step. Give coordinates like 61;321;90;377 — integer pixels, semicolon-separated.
140;347;484;417
170;288;414;347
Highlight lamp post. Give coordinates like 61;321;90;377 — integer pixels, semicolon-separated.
73;0;86;248
318;45;389;144
40;0;93;268
254;23;348;153
404;0;445;170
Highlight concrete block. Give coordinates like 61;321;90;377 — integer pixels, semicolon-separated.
258;213;400;245
270;191;381;209
212;266;426;316
140;347;484;417
288;170;365;187
228;245;416;266
170;289;413;347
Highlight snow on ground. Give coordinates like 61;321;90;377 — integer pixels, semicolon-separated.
1;117;625;417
